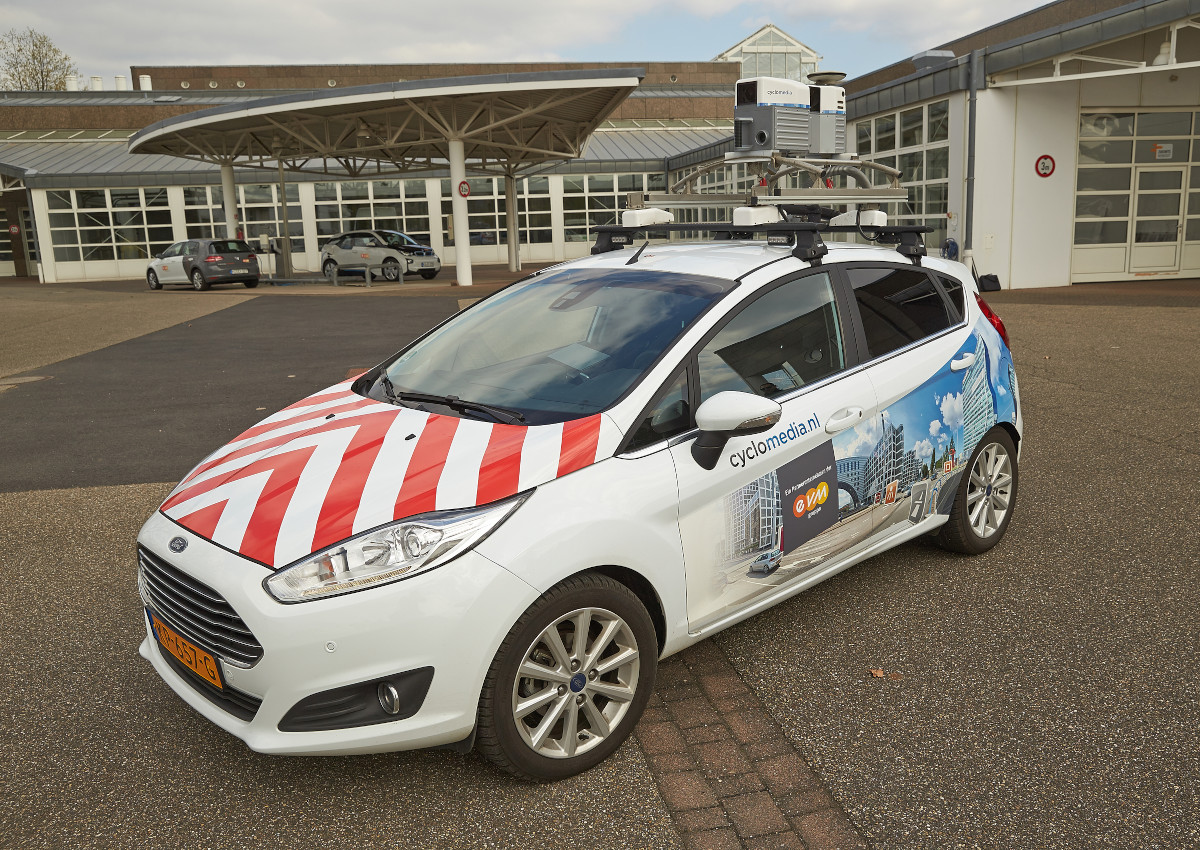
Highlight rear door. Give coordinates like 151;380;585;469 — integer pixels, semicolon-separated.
667;267;879;632
838;262;975;531
180;240;201;281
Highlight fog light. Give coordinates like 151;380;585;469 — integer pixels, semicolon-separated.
378;682;402;715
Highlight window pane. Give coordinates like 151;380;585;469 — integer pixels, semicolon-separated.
928;101;949;143
1079;113;1134;137
1079;141;1133;164
108;189;141;208
47;191;73;210
907;185;924;215
1189;192;1200;215
243;185;273;204
1135;220;1181;243
626;371;690;452
403;179;427;198
900;108;923;147
618;173;643;192
1076;168;1130;191
926;147;948;181
374;180;402;199
698;272;844;403
1136;112;1191;136
341;181;369;200
1135;139;1188;163
849;268;952;358
562;176;586;194
1187;219;1200;241
856;122;872;155
1075;195;1130;218
1136;194;1180;217
76;190;107;209
926;183;948;215
1140;171;1182;190
527;176;550;194
1073;220;1127;244
899;151;923;183
314;182;338;201
874;116;895;152
183;187;209;206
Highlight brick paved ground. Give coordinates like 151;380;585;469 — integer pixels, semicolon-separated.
634;641;868;850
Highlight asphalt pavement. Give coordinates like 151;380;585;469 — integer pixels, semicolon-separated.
1;276;1197;849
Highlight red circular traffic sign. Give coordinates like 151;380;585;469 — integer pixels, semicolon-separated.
457;180;470;198
7;224;17;235
1035;155;1055;178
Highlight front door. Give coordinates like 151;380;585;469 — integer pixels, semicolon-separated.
1129;166;1185;273
669;268;879;632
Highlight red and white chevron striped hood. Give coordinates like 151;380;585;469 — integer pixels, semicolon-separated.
159;379;622;569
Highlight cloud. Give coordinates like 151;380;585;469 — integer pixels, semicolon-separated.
937;432;949;445
838;416;881;458
881;409;891;421
914;439;934;461
929;420;942;437
940;392;963;431
997;384;1007;396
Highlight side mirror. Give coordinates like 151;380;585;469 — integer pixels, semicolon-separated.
691;392;782;470
978;273;1001;292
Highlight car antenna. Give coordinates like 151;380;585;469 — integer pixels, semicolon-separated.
625;240;650;265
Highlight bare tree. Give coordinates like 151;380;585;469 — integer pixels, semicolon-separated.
0;28;80;91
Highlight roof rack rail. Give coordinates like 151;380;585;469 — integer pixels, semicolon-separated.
591;221;933;265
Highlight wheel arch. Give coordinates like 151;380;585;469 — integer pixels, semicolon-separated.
575;564;668;656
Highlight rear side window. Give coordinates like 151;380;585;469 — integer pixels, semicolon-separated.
697;271;845;403
848;267;953;359
938;274;965;321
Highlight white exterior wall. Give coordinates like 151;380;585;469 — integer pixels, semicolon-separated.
971;87;1018;287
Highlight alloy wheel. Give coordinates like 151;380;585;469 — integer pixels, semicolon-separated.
511;606;640;759
966;441;1013;539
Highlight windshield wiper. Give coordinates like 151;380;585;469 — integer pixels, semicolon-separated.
378;379;526;424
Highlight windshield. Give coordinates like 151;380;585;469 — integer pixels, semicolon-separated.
373;267;733;424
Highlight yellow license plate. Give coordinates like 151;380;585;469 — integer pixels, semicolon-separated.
149;611;223;690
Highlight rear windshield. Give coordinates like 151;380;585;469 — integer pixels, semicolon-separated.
374;267;734;424
209;240;252;254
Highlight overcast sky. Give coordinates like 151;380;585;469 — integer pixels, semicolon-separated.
5;0;1050;84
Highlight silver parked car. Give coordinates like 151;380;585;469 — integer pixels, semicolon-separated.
320;230;442;281
147;239;259;290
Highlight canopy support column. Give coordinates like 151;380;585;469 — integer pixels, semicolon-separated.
276;159;293;278
448;138;473;287
504;172;521;273
220;162;238;240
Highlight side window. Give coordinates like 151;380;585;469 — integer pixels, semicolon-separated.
183;241;199;257
938;274;965;321
848;266;953;359
160;243;181;258
697;271;845;404
626;370;690;452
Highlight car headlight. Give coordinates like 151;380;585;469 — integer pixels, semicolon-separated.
264;493;528;603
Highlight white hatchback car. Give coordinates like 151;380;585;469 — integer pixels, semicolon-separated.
137;218;1020;780
320;229;442;281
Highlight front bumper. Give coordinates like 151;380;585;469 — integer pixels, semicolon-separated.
137;510;538;755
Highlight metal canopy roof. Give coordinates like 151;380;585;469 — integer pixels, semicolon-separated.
127;68;644;177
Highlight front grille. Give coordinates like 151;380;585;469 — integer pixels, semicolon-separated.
138;546;264;667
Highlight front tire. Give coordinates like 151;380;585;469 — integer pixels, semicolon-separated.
147;270;161;290
477;572;657;781
190;269;210;291
420;269;439;280
323;259;338;279
382;258;401;281
936;426;1018;554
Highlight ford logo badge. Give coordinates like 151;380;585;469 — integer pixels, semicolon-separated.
168;537;188;553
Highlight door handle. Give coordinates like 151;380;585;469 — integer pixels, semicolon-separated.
825;407;864;434
951;352;976;372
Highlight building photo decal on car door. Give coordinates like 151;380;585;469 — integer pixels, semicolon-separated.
705;327;1016;607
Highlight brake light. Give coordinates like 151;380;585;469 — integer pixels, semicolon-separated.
248;253;256;260
975;293;1010;349
205;255;223;263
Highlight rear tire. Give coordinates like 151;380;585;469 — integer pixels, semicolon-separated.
243;278;259;288
420;270;439;280
476;572;657;781
190;269;210;291
147;270;161;290
936;426;1018;554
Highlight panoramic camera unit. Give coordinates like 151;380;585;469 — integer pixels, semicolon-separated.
732;73;848;158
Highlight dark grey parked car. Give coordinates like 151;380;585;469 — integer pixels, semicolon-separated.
147;239;260;290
